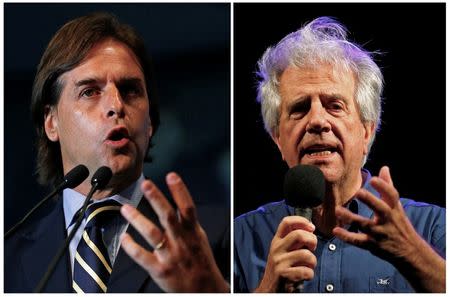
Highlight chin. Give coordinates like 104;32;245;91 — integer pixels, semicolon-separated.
106;156;141;177
308;164;340;183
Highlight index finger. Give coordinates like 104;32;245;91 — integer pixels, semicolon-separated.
276;216;316;239
369;177;399;209
356;188;391;219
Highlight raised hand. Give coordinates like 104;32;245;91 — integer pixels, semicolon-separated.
120;172;229;292
333;166;445;292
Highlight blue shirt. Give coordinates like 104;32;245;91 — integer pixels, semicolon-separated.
234;171;445;293
63;175;144;275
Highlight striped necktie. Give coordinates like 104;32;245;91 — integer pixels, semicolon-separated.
72;200;121;293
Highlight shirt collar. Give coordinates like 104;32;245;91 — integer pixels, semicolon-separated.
349;168;379;219
284;168;379;219
63;174;145;229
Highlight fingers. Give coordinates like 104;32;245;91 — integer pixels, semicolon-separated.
282;266;315;282
276;216;315;239
141;179;181;238
332;226;373;249
369;176;399;209
166;172;198;224
140;173;200;238
282;229;317;252
121;204;166;249
275;249;317;283
120;232;158;270
281;249;317;269
335;206;375;231
378;166;393;186
355;188;391;217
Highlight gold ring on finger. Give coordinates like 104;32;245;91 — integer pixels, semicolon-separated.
154;238;167;250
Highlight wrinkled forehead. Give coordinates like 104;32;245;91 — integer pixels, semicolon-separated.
277;62;357;94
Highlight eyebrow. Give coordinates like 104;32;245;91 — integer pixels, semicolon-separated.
286;95;310;114
74;78;99;88
321;93;349;103
117;78;145;87
74;77;145;88
285;92;349;113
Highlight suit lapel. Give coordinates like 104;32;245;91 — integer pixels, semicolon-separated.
20;198;72;292
107;197;164;292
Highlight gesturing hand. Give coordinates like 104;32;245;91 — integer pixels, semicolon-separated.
119;172;229;292
255;216;317;293
333;166;419;259
333;166;445;292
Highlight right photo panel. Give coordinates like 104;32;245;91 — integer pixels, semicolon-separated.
233;3;445;293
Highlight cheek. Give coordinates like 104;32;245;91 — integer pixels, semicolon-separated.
61;109;99;144
279;121;305;161
344;126;367;156
73;110;97;133
131;107;151;142
283;121;304;147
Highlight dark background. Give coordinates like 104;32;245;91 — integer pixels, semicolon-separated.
4;3;230;230
234;3;446;217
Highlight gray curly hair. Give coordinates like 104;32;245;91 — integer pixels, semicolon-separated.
256;17;383;164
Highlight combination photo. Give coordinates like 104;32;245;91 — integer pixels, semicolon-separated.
3;2;446;293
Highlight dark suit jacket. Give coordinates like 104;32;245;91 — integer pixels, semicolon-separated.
5;196;230;292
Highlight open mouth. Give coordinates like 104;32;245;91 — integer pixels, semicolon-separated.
107;128;129;142
302;145;339;157
105;127;131;148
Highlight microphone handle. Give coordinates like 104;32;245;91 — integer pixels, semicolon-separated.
34;183;99;293
294;207;312;221
293;207;313;293
5;183;65;239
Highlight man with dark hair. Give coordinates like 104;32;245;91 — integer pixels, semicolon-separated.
234;17;445;293
5;12;229;293
30;12;160;188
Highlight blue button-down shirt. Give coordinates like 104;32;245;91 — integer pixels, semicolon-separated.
234;171;445;293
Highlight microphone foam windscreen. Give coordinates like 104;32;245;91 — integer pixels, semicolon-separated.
64;164;89;189
284;164;325;209
91;166;113;189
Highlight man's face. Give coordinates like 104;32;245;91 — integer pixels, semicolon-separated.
44;38;152;186
272;64;374;186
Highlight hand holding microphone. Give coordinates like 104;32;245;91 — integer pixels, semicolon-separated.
283;165;324;292
255;165;325;293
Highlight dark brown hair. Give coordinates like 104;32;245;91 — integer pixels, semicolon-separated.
31;12;160;187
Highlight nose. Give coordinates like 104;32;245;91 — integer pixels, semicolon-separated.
105;85;125;119
306;99;331;134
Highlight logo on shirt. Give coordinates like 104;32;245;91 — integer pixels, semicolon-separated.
376;278;390;286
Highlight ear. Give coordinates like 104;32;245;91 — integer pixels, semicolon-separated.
147;123;153;139
44;106;59;142
270;129;286;161
362;121;376;155
146;114;154;139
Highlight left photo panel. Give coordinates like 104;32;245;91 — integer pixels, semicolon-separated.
4;3;230;293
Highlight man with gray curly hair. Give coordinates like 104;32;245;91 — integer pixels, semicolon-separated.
234;17;445;293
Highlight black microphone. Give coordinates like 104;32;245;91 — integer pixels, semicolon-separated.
5;164;89;239
284;164;325;219
34;166;113;293
283;164;325;292
90;166;113;190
